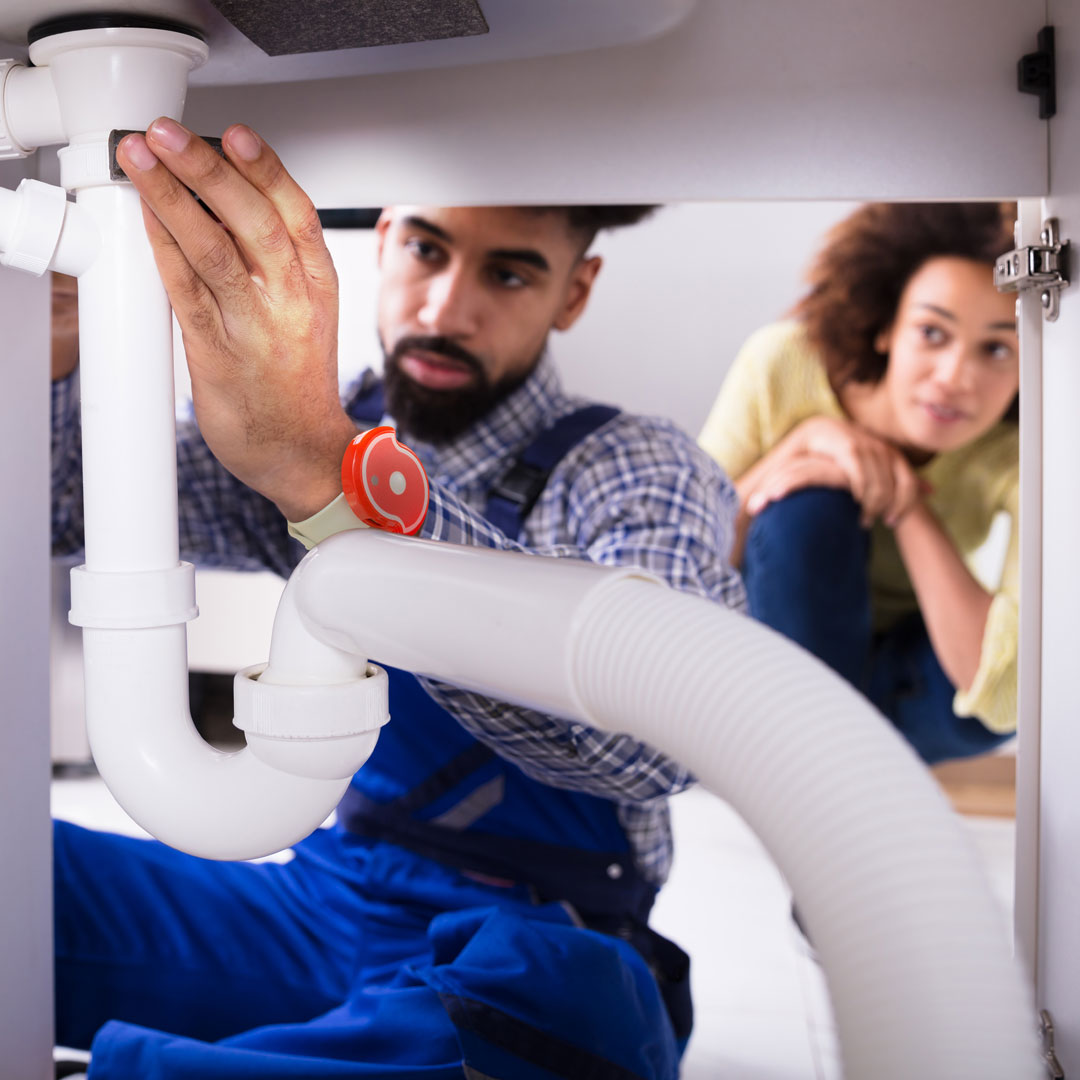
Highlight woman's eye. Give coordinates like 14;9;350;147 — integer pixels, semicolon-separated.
984;341;1016;365
918;324;947;344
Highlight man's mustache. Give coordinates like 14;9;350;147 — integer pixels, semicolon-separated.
389;336;485;380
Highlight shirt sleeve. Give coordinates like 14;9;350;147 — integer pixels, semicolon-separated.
51;375;304;578
412;417;745;805
953;472;1018;734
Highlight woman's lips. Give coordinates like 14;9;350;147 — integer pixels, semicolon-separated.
399;352;478;391
922;401;968;424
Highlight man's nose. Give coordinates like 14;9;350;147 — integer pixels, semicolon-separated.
417;269;481;338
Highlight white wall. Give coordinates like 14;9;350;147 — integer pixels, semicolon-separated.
320;201;860;438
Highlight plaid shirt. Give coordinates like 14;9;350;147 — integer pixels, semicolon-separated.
52;355;745;885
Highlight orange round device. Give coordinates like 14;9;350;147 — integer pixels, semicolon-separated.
341;426;429;535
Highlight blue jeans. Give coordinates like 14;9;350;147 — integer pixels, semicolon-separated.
742;487;1011;764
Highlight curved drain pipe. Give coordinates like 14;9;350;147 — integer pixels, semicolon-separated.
288;529;1040;1079
0;22;390;858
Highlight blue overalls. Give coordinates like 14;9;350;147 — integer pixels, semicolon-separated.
55;385;691;1080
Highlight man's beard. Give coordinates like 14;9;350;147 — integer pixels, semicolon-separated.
381;335;537;444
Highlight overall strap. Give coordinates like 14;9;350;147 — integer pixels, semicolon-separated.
347;379;387;426
484;404;620;540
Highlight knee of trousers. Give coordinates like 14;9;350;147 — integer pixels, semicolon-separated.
747;487;866;569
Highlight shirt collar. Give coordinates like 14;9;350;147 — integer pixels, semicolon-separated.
407;353;567;491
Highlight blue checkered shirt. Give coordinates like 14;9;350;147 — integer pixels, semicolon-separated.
52;354;745;885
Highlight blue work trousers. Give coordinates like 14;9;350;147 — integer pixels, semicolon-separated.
741;487;1011;764
55;821;680;1079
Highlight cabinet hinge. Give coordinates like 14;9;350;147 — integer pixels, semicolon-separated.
994;218;1070;323
1041;1009;1066;1079
1019;25;1056;120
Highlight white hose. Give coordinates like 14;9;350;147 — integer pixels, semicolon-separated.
571;577;1038;1079
294;530;1039;1079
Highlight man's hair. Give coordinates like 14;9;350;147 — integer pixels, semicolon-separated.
537;205;658;252
794;201;1017;418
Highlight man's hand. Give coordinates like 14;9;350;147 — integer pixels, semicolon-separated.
51;272;80;381
116;118;357;522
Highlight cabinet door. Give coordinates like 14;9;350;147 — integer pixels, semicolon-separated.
0;156;53;1080
1027;2;1080;1072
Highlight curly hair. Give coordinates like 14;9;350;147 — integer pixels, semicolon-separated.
793;202;1017;418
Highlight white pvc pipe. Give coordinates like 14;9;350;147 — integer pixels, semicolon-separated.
28;27;385;860
75;184;180;570
288;529;1039;1079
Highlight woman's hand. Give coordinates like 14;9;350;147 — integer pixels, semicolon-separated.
745;453;849;515
116;119;357;523
788;416;922;527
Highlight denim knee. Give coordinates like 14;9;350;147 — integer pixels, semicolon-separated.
744;486;867;594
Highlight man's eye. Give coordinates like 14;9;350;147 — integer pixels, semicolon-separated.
491;266;527;289
405;238;441;261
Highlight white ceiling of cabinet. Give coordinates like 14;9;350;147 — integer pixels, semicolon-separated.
0;0;699;86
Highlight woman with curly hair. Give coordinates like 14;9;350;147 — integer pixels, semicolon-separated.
699;203;1019;763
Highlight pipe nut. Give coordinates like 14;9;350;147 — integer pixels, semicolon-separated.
234;662;390;740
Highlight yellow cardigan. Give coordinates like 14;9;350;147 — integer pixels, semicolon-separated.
698;321;1018;735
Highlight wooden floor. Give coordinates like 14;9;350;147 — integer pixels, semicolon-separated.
932;750;1016;817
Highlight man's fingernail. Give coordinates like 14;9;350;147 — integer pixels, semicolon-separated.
229;125;261;162
121;134;158;171
148;117;190;153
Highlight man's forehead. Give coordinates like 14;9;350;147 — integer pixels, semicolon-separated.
387;205;574;253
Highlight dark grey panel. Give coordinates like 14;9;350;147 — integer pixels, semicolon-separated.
209;0;488;57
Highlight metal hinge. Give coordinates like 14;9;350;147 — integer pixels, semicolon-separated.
1041;1009;1066;1079
994;219;1070;323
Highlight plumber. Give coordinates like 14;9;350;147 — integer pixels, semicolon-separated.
51;119;745;1079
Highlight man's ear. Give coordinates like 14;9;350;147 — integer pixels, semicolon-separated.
553;255;603;332
374;209;393;267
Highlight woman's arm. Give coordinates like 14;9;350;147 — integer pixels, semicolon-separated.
892;502;993;692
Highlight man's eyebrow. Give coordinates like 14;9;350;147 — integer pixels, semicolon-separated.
401;215;453;243
488;248;550;273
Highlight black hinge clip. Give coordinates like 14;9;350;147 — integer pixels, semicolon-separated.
1018;26;1056;120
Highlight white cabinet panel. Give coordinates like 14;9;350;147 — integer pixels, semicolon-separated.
185;0;1048;206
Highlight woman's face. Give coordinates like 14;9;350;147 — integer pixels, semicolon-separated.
877;256;1019;455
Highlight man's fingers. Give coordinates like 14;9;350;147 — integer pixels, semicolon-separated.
220;123;337;290
137;198;222;348
133;120;307;299
119;132;253;304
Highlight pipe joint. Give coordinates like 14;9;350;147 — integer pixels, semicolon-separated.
233;661;389;740
0;178;100;277
0;60;64;156
69;562;198;629
0;178;66;275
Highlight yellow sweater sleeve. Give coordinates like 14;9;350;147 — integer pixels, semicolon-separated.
698;321;843;481
953;469;1019;734
697;327;770;481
